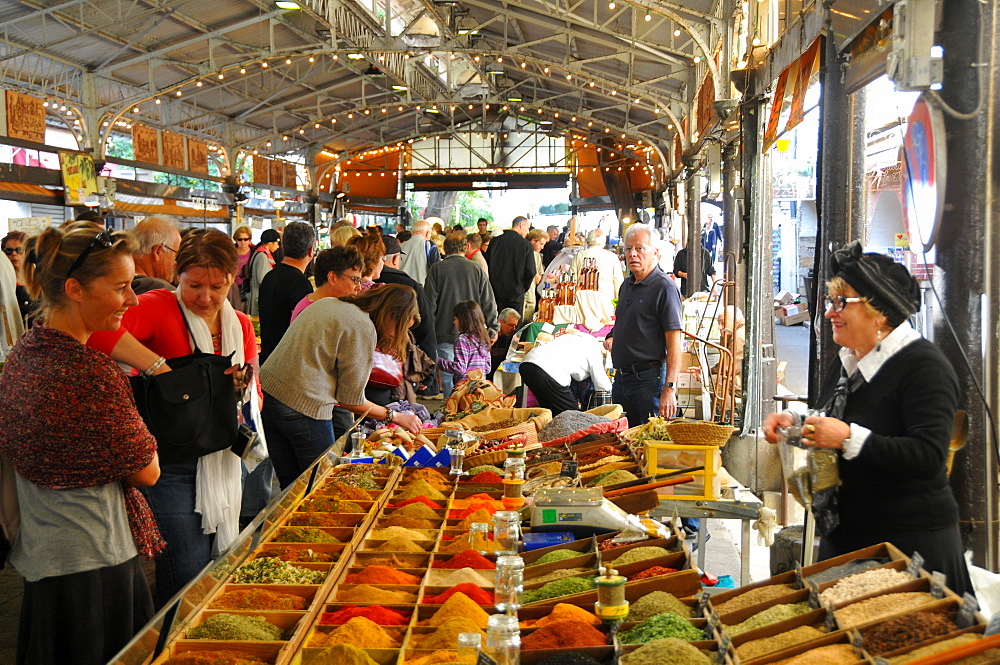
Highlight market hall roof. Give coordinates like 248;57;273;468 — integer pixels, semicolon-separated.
0;0;727;166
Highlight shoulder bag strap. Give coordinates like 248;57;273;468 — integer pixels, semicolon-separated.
175;297;204;355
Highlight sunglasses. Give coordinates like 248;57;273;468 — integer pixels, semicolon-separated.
2;247;24;256
66;230;114;278
236;237;251;242
824;296;866;312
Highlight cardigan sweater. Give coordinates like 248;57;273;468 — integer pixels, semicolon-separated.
818;338;960;539
259;297;375;420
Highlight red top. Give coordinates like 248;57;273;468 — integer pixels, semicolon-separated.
89;288;257;367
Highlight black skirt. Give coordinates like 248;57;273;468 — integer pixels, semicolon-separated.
17;556;154;665
821;522;972;597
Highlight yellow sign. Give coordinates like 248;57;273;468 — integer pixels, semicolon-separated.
58;152;98;205
895;233;909;249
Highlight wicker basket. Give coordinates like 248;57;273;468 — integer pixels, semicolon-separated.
664;420;736;447
586;404;624;420
463;449;509;470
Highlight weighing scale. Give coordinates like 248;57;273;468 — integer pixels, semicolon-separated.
529;487;636;537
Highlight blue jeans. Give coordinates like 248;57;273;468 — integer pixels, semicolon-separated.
139;458;212;607
437;341;456;397
612;365;661;428
240;458;275;525
262;393;335;488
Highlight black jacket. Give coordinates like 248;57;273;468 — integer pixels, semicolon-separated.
375;266;437;360
484;230;536;300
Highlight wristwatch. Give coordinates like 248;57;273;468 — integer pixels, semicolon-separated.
664;381;675;389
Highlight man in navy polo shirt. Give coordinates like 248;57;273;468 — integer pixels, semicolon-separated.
604;223;683;427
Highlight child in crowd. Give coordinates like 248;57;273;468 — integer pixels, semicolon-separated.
437;300;492;387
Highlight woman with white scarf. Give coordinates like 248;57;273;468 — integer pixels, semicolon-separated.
89;228;262;605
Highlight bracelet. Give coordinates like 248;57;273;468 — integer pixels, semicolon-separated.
385;409;395;423
143;356;167;377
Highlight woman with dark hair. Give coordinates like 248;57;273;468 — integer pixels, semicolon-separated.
764;241;972;595
0;222;162;664
261;283;423;487
2;230;32;321
89;228;258;605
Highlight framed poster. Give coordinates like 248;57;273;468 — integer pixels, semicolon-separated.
162;132;185;170
58;151;98;205
187;139;208;174
5;91;45;143
132;124;160;165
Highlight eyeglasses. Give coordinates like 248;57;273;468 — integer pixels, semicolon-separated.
66;230;114;278
2;247;24;256
824;296;866;312
161;245;178;254
340;273;363;284
236;237;251;242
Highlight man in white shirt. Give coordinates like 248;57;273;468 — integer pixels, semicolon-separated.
398;219;441;285
519;329;611;415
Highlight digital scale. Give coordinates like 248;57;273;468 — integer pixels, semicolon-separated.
528;487;635;537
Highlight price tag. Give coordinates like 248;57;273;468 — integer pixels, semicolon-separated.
807;581;821;609
824;603;838;632
794;564;805;589
715;635;731;664
906;552;926;578
957;593;980;629
706;614;719;636
851;628;866;650
930;571;947;598
695;592;711;615
985;611;1000;636
560;460;579;478
477;652;498;665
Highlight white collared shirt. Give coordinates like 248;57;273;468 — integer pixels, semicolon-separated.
838;321;922;459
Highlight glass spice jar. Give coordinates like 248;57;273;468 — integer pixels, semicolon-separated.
456;631;482;664
469;522;491;555
485;614;521;665
492;510;521;556
494;555;524;613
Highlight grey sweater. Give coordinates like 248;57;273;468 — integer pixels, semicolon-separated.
260;297;375;419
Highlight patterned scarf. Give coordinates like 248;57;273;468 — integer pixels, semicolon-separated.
827;365;868;419
0;325;165;558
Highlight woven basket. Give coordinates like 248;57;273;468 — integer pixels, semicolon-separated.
463;449;508;470
586;404;624;420
665;420;736;447
476;420;538;448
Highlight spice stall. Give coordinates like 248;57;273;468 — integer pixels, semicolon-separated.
109;404;997;665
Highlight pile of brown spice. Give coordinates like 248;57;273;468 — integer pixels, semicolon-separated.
337;584;417;604
309;616;402;648
209;588;308;611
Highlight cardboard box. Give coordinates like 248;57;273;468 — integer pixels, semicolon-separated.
775;290;797;305
781;303;800;316
779;311;810;326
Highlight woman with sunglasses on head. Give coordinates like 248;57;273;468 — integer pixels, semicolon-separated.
261;283;423;488
0;222;162;665
2;230;33;321
763;241;971;595
232;225;253;302
89;228;260;605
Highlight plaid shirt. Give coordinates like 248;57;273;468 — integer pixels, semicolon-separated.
438;333;491;380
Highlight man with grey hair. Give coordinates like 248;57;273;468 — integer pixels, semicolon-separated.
398;219;441;285
258;221;316;363
541;224;562;265
568;227;624;303
603;223;682;426
131;215;181;294
485;215;536;314
489;307;521;380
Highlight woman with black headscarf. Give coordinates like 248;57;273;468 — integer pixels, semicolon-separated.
763;241;971;595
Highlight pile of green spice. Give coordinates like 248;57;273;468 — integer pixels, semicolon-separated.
618;611;704;644
298;496;366;513
724;602;811;636
628;591;693;622
187;613;286;641
605;546;671;567
713;584;796;615
587;470;638;488
465;464;505;476
529;568;592;584
522;576;597;603
529;549;582;567
620;637;712;665
331;465;382;489
271;527;340;543
231;557;327;584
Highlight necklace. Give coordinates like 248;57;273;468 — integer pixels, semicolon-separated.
211;331;222;350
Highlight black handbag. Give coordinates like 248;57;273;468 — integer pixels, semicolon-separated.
130;303;239;464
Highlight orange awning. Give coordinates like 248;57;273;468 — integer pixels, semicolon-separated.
113;199;229;218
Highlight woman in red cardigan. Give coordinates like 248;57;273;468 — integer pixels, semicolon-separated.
90;228;258;605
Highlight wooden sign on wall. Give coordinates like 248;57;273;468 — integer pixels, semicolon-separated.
284;162;297;190
5;91;45;143
252;156;269;185
187;139;208;173
269;159;283;188
162;131;185;170
132;124;160;165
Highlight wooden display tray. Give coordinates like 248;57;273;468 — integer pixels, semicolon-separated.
300;622;405;650
373;517;446;530
293;647;400;665
151;641;285;664
523;567;702;607
619;639;720;662
519;646;615;665
737;630;867;664
860;598;985;661
341;566;428;586
523;552;599;586
314;603;416;629
357;538;437;553
277;512;368;529
329;583;421;605
206;584;321;611
349;551;433;569
520;536;596;564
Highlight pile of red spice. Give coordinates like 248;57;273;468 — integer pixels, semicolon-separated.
432;549;495;570
344;565;422;585
521;620;607;649
318;605;411;626
631;566;678;581
390;496;443;510
463;471;503;483
577;446;621;464
598;536;649;551
448;496;504;520
422;583;493;606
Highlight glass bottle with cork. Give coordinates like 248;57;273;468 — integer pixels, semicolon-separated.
501;447;526;510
